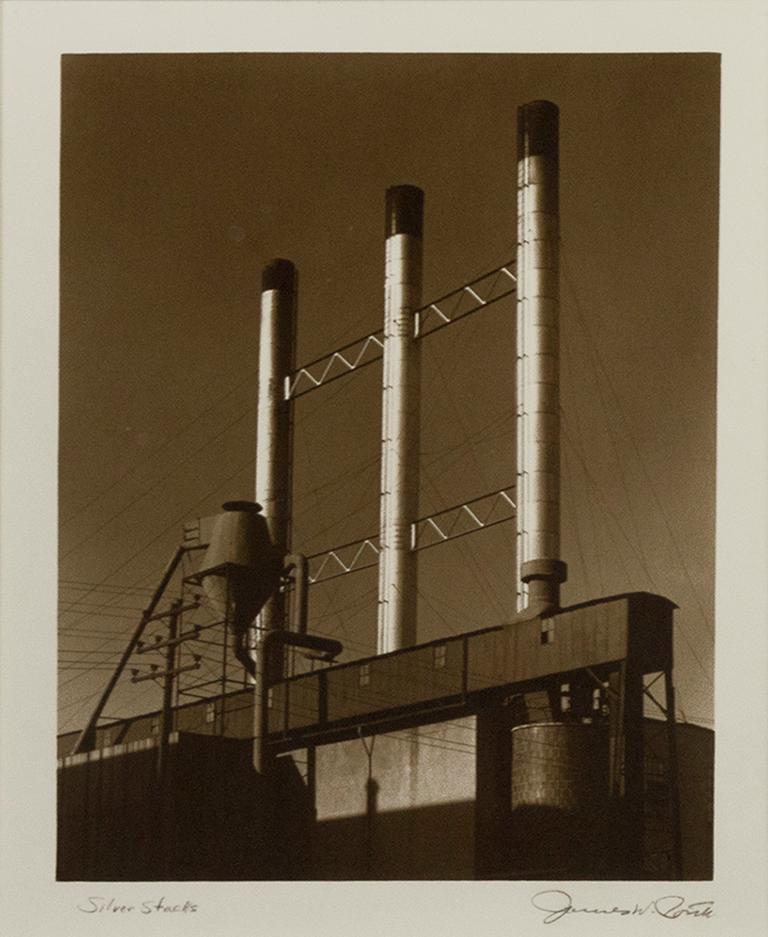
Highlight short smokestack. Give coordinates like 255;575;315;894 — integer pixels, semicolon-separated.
255;259;297;632
515;101;567;610
377;185;424;652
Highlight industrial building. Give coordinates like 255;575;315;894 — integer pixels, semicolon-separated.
57;101;714;882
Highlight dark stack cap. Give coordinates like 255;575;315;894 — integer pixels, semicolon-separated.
262;258;296;292
385;185;424;239
517;100;559;162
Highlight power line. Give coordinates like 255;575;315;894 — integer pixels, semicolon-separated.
57;459;256;691
61;404;255;561
562;250;714;640
60;370;258;527
562;426;712;687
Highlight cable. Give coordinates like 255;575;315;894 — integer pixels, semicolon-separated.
562;250;714;639
561;442;590;594
60;370;258;527
562;427;712;685
59;579;150;598
57;457;256;669
421;462;509;622
61;404;255;562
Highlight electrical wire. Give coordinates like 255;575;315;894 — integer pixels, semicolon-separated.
561;250;714;639
57;457;257;671
562;426;712;685
61;404;255;562
561;442;590;594
60;371;258;527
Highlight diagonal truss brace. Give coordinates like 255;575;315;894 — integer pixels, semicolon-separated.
288;333;385;399
287;261;516;399
307;486;516;584
413;486;516;550
414;262;516;337
308;537;382;585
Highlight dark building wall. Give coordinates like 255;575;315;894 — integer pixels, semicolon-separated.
57;717;713;881
57;733;311;881
644;720;714;880
306;716;713;881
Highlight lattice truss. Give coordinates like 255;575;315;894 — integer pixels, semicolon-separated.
308;487;516;584
287;261;516;398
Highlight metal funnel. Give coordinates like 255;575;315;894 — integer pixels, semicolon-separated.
200;501;283;632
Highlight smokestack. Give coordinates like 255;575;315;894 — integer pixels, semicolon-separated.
377;185;424;653
255;259;297;632
516;101;567;611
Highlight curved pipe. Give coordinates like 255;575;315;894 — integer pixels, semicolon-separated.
231;553;309;681
251;629;343;774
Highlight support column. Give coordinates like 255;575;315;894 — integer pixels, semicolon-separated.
255;259;297;635
516;100;567;611
664;671;684;878
377;185;423;653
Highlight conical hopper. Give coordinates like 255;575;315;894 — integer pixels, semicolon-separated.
199;501;283;632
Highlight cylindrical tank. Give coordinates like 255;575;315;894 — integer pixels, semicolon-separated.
510;722;612;878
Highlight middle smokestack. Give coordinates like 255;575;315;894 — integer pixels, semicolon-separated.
377;185;424;653
515;101;567;611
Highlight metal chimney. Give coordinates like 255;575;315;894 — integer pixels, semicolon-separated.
515;101;567;611
255;259;297;632
377;185;424;652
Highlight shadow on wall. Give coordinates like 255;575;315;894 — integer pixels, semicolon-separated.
314;800;475;880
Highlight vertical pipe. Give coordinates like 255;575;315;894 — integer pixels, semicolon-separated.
516;101;567;611
285;553;309;635
255;259;297;642
252;632;271;775
284;553;309;677
377;185;424;653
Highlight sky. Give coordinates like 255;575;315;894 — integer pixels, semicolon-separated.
57;52;719;735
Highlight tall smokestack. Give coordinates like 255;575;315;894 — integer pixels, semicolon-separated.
377;185;424;653
516;101;567;611
255;258;297;633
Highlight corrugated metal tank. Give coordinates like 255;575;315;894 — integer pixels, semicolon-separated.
509;722;613;878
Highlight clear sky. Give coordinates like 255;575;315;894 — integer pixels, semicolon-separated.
57;52;719;735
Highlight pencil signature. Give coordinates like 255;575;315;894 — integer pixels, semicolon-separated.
530;890;714;925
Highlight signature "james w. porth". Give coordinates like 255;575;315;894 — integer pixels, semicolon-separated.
530;890;714;925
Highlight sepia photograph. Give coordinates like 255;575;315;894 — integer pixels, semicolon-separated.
56;51;717;883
